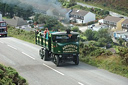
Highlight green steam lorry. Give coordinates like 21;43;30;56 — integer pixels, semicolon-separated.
36;30;79;66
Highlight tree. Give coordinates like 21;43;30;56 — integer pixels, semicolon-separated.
34;14;65;31
72;26;79;32
85;29;95;40
97;29;112;42
98;38;107;47
117;38;125;46
0;1;34;19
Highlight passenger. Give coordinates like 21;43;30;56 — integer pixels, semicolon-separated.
44;28;49;38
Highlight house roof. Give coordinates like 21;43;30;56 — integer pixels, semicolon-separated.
122;19;128;25
70;9;89;17
104;16;122;23
51;8;71;17
4;17;27;27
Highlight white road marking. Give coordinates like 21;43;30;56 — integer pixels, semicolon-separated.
22;52;35;60
7;45;17;50
78;82;84;85
43;63;65;76
0;41;4;44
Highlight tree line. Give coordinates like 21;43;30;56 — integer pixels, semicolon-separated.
0;1;34;19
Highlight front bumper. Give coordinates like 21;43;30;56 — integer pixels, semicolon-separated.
0;32;7;35
58;53;79;61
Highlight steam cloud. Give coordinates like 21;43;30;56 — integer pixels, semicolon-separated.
0;0;67;18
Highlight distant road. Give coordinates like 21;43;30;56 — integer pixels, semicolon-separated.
0;37;128;85
77;2;128;19
17;26;36;32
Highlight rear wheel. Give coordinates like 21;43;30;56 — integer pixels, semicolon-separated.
53;55;60;66
44;49;49;61
74;56;79;65
39;48;44;59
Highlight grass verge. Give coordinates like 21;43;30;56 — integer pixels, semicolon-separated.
80;54;128;78
8;26;35;44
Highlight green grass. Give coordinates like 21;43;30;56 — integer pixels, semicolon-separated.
8;26;35;44
2;17;11;19
80;55;128;78
80;35;87;40
114;46;120;53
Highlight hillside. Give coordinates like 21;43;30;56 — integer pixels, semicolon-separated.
77;0;128;16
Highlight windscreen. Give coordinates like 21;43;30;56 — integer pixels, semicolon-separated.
52;35;78;43
0;22;6;27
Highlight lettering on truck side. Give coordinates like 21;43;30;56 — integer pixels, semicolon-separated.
63;45;78;53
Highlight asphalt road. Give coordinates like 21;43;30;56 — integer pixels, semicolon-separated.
0;37;128;85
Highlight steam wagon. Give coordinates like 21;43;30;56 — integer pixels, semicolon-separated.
36;29;79;66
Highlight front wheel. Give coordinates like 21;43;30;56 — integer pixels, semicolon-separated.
74;56;79;65
53;55;60;66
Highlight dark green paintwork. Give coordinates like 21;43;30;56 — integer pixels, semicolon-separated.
36;31;79;54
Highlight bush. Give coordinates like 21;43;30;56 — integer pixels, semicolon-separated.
118;47;128;65
86;21;94;25
98;38;107;47
72;26;79;32
84;29;96;40
80;44;112;57
0;64;28;85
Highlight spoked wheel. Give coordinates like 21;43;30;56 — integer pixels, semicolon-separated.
53;55;60;66
74;56;79;65
39;48;44;59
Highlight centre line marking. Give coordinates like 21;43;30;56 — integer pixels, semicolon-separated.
78;82;84;85
22;52;35;60
43;63;64;76
7;45;17;50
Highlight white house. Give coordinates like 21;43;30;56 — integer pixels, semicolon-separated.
69;9;95;24
98;19;104;24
